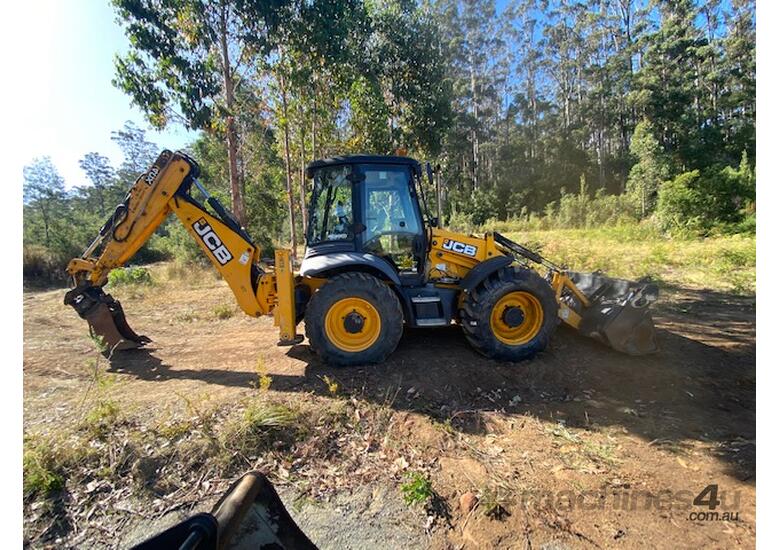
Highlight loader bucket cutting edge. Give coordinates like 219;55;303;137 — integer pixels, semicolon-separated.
567;272;660;356
64;284;150;354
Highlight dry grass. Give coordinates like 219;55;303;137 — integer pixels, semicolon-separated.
22;385;418;546
547;423;620;467
212;304;235;320
502;226;755;294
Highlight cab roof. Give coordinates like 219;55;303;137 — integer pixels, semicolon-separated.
306;155;420;178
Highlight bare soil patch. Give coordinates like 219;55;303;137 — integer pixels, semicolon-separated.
23;268;755;548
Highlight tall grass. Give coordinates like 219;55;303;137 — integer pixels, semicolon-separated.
497;225;755;295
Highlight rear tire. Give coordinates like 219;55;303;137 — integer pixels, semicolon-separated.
460;267;558;361
304;272;403;366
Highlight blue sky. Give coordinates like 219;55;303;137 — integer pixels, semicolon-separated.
7;1;197;190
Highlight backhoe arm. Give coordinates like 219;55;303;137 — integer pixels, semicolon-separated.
65;150;298;353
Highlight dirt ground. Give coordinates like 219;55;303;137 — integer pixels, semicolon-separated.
23;269;756;549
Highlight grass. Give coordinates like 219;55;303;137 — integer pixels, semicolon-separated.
400;471;434;506
23;375;417;547
23;435;65;497
243;402;299;431
321;375;340;396
212;304;235;320
220;400;302;461
156;418;195;441
100;222;753;301
255;356;273;392
501;224;755;295
547;423;620;467
82;400;122;438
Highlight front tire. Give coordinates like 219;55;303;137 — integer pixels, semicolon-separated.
304;273;403;366
461;267;558;361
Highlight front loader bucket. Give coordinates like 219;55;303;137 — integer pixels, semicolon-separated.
64;283;150;354
567;272;660;355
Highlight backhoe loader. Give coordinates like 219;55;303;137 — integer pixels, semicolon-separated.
65;150;659;365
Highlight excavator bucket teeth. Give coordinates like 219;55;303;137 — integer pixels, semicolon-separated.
567;272;660;355
64;284;150;354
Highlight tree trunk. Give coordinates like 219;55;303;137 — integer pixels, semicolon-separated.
469;51;479;190
219;3;246;227
311;93;318;160
436;169;443;224
298;102;308;238
279;71;298;260
39;204;50;247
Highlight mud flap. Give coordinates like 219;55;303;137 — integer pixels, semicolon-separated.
64;283;150;354
568;272;659;355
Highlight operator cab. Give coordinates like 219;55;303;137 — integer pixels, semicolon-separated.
305;155;428;284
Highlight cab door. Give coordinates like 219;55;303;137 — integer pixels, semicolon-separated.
358;165;425;278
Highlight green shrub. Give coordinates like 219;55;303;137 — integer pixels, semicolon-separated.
23;245;70;287
656;171;702;231
480;181;638;233
134;234;173;264
23;435;64;497
447;208;476;233
150;224;209;265
107;266;153;287
83;400;122;438
656;160;754;234
212;304;235;320
400;471;434;506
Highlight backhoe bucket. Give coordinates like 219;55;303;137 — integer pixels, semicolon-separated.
567;272;659;355
64;284;150;354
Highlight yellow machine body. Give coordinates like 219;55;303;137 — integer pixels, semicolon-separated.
426;228;503;282
65;150;658;359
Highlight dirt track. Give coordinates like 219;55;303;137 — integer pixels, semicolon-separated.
23;271;756;548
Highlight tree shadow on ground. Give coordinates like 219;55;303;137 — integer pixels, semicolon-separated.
108;284;755;482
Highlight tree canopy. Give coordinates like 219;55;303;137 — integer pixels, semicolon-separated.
23;0;755;283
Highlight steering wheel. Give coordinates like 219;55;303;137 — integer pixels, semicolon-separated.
363;231;415;250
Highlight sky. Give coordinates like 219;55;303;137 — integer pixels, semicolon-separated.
6;1;197;190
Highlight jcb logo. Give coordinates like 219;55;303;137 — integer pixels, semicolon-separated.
144;166;160;185
442;239;477;257
193;218;233;265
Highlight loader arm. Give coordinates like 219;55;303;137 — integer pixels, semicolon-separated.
65;150;299;353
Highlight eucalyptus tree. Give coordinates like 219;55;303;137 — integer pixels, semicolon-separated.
78;153;116;216
112;0;291;226
23;158;66;247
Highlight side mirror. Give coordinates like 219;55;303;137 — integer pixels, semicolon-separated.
425;162;434;186
429;217;439;228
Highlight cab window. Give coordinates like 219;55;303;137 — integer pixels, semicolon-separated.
308;165;353;244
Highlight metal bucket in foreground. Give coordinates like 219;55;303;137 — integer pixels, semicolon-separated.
133;471;317;549
567;272;660;356
64;283;151;354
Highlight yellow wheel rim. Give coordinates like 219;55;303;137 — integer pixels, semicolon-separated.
490;291;544;345
324;297;382;352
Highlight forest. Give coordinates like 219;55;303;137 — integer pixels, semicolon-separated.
22;0;755;284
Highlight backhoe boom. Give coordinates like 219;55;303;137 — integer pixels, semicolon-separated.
65;150;299;353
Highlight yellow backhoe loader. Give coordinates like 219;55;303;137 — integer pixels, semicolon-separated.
65;150;658;365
